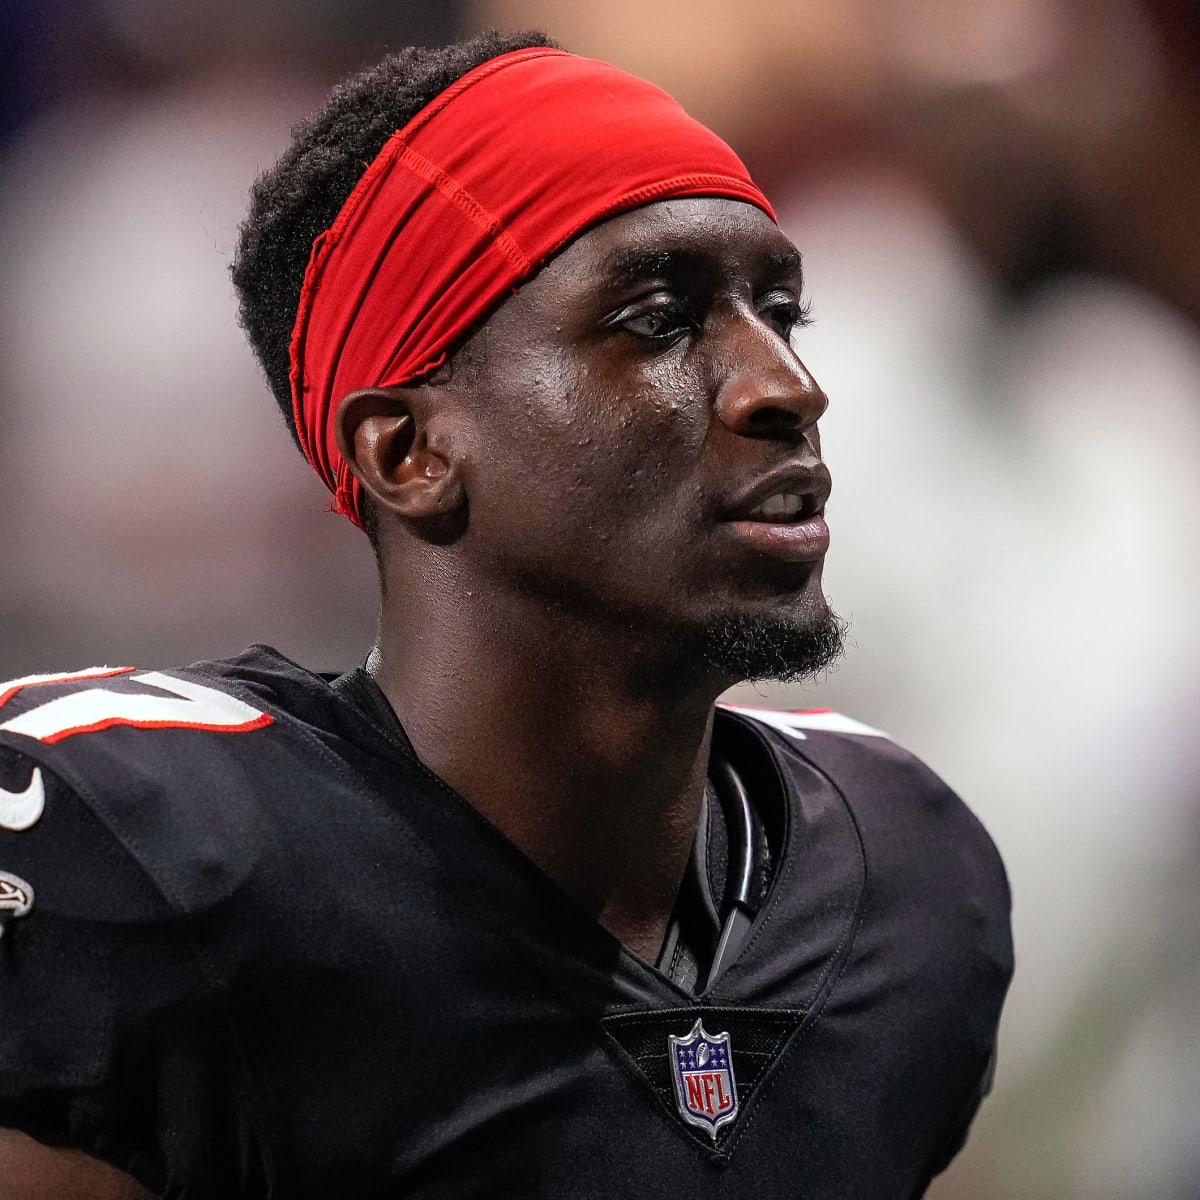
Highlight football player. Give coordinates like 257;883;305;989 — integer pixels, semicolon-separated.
0;31;1012;1199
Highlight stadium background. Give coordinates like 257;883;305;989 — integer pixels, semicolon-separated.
1;2;1198;1196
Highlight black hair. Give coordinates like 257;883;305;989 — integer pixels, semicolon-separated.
231;30;560;542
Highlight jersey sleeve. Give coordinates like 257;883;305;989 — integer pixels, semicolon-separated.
0;741;251;1196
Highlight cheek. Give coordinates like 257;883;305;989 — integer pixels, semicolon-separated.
590;427;709;550
482;359;709;518
582;362;712;500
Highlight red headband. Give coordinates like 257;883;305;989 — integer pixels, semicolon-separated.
289;47;776;528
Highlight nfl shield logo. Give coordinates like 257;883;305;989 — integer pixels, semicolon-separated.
668;1019;738;1138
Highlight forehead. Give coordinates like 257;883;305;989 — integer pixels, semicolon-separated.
531;196;801;296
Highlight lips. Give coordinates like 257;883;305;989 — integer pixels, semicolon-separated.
720;461;832;523
717;461;832;564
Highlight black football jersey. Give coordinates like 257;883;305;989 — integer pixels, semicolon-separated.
0;646;1012;1199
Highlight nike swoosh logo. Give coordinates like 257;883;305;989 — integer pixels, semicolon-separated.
0;767;45;831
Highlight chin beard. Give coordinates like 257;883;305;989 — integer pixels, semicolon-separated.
700;601;848;685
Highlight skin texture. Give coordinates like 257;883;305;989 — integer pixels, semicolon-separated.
338;197;833;963
0;1131;152;1200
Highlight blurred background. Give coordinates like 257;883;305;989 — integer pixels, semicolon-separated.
2;1;1198;1195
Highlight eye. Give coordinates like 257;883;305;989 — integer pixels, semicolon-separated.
624;309;691;339
758;291;814;341
610;295;699;344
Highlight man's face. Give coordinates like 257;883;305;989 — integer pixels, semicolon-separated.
450;196;844;684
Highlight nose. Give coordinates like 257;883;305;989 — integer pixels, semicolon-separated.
714;314;828;438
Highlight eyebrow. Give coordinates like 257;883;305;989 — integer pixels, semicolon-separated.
603;245;805;289
764;248;803;280
605;247;706;287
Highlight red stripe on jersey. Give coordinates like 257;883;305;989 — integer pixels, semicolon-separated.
39;712;275;746
0;667;136;712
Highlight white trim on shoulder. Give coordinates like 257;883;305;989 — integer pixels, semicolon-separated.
719;704;888;740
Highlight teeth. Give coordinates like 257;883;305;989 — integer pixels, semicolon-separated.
750;493;803;520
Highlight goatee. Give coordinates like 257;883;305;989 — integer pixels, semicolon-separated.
700;603;848;685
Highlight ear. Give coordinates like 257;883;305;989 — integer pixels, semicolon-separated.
334;386;466;521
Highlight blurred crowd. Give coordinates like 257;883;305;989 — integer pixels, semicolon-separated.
2;2;1198;1196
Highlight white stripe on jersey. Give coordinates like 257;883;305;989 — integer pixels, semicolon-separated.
719;705;887;740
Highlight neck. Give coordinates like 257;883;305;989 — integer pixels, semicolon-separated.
369;582;727;963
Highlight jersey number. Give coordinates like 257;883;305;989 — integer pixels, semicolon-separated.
0;671;273;744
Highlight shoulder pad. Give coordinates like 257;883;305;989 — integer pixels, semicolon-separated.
0;664;282;916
